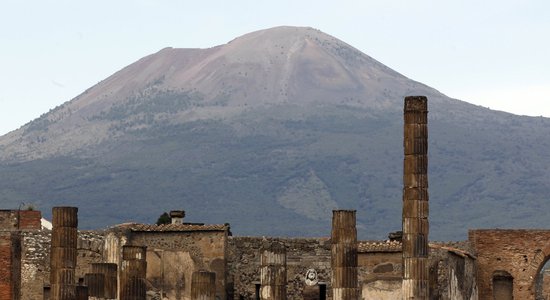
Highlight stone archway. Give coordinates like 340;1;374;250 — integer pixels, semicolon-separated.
528;245;550;299
469;229;550;300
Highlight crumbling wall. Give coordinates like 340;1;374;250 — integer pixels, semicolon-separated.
429;243;477;300
358;241;477;300
0;210;41;231
228;237;332;300
75;231;105;281
358;245;402;300
469;229;550;300
20;230;50;300
18;229;106;300
128;230;227;300
228;237;477;300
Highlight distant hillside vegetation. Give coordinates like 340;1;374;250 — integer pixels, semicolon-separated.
1;26;550;240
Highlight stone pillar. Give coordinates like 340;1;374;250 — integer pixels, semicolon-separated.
76;286;88;300
91;263;117;299
120;245;147;300
260;242;287;300
50;207;78;300
84;273;105;299
0;232;21;300
191;270;216;300
402;96;429;300
331;210;358;300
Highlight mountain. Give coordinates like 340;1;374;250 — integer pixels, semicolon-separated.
1;26;550;240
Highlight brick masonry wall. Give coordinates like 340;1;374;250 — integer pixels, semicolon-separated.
0;232;14;300
0;232;21;300
18;211;41;231
469;229;550;300
0;210;41;232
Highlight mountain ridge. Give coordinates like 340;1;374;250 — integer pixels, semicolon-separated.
1;26;550;240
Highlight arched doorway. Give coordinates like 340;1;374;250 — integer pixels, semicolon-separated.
535;260;550;300
493;270;513;300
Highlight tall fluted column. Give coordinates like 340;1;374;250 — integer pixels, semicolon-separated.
260;242;287;300
191;270;216;300
402;96;429;299
331;210;358;300
50;207;78;300
120;246;147;300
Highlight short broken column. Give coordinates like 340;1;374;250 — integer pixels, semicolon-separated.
76;285;88;300
91;263;117;299
84;273;105;299
120;245;147;300
331;210;358;300
50;207;78;300
191;270;216;300
402;96;429;300
260;242;287;300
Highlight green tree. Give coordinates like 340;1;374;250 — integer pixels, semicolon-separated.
156;212;170;225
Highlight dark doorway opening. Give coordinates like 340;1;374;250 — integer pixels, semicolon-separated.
493;270;513;300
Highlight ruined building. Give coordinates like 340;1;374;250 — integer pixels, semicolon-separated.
1;97;550;299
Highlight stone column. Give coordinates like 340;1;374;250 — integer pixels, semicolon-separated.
0;232;21;300
120;245;147;300
76;286;88;300
191;270;216;300
50;207;78;300
84;273;105;299
331;210;358;300
260;242;287;300
402;96;429;300
91;263;117;299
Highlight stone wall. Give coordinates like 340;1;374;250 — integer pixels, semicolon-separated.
469;229;550;300
429;243;477;300
18;229;105;300
228;237;332;300
228;237;477;300
358;248;402;299
0;210;41;231
76;231;105;281
128;229;228;300
0;209;41;300
20;230;50;300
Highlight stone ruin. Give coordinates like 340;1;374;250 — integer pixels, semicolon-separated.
1;96;550;299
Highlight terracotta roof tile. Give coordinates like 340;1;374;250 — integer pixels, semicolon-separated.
129;223;228;232
357;240;475;259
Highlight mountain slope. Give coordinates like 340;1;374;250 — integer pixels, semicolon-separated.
1;26;550;240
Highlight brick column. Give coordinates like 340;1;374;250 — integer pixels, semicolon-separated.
331;210;358;300
120;246;147;300
191;270;216;300
50;207;78;300
0;232;21;300
402;96;429;299
91;263;117;299
260;242;287;300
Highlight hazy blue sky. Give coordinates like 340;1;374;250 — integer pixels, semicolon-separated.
1;0;549;135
